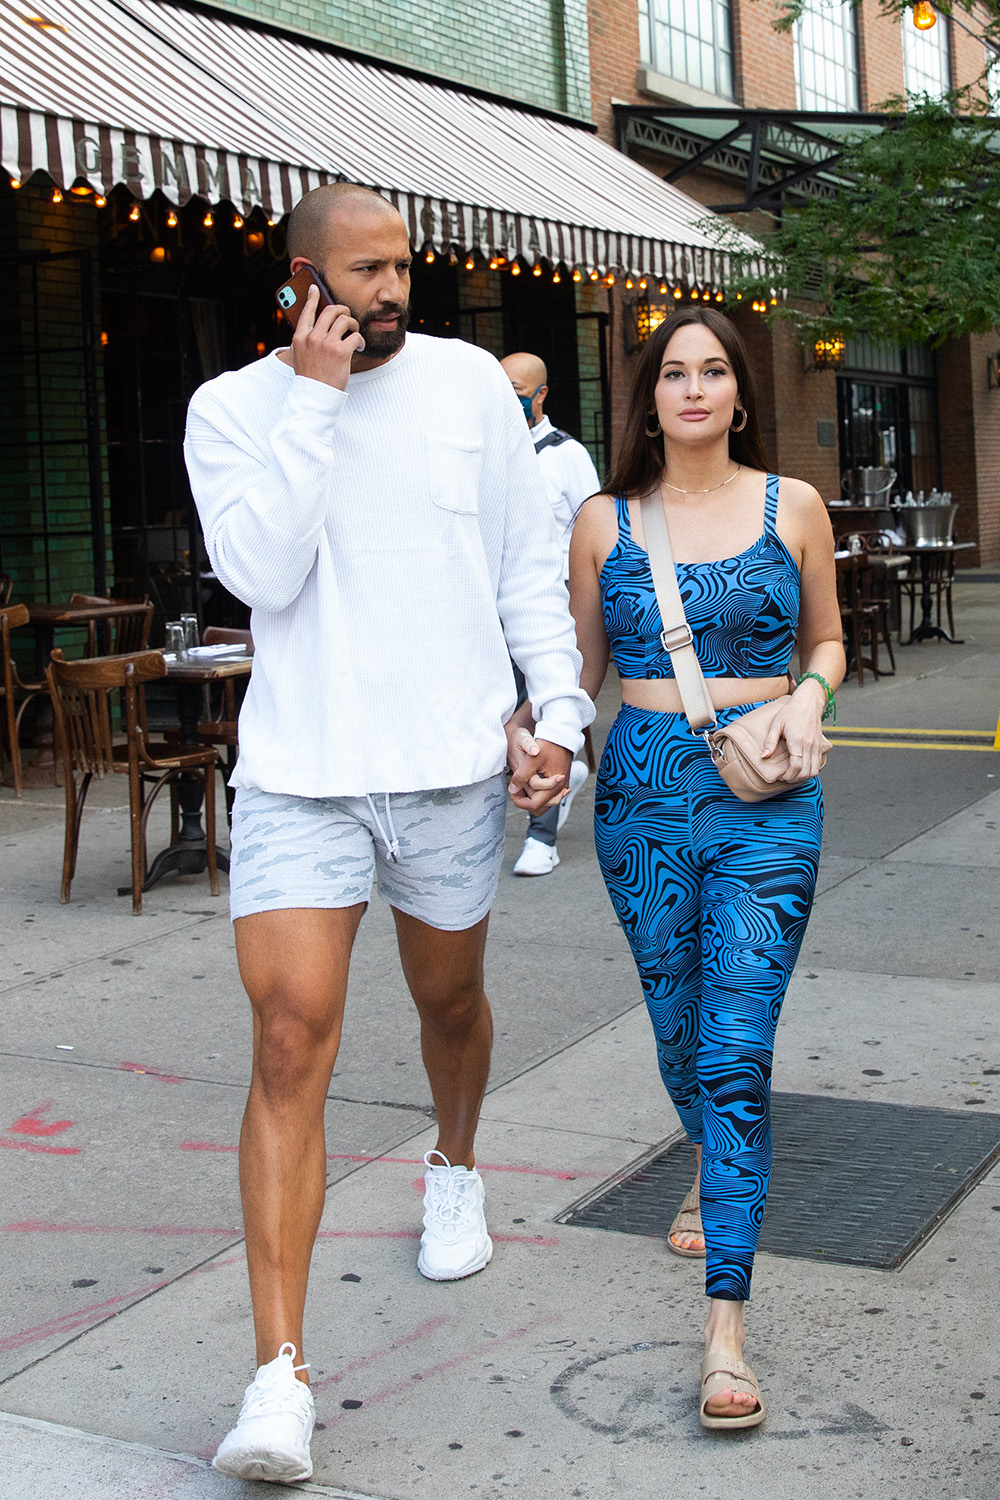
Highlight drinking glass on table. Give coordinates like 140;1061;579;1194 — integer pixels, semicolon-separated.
180;614;200;654
165;621;185;656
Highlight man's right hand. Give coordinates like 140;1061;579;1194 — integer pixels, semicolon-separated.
290;287;365;391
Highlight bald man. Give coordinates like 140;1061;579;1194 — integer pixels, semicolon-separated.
184;184;593;1483
500;353;600;877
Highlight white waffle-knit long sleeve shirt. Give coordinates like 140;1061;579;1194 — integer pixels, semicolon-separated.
183;334;594;798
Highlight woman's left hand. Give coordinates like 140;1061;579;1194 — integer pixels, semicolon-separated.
760;689;832;780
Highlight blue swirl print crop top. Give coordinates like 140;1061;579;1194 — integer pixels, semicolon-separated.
600;474;800;680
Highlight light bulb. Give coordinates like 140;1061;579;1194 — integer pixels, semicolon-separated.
10;177;21;189
639;278;647;291
673;287;683;299
625;276;634;290
604;273;615;286
533;263;542;276
94;195;106;208
425;248;435;263
150;246;168;263
659;282;668;295
552;271;561;284
51;189;63;204
736;291;743;301
203;212;214;228
233;214;244;229
166;210;178;228
912;0;936;27
572;268;582;282
715;291;724;302
129;205;140;222
589;269;599;281
465;256;475;271
510;262;521;276
702;289;711;301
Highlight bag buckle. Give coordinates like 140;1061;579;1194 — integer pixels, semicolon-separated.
703;728;723;758
660;622;694;653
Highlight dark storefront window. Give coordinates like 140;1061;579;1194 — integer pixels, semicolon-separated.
837;339;939;498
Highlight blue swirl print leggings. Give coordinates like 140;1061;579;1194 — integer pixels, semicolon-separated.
594;704;823;1301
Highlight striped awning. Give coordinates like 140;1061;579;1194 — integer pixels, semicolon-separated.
0;0;758;283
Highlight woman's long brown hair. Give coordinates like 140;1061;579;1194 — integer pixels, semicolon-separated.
606;307;769;498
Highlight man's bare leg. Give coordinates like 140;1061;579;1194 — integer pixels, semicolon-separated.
234;904;366;1376
392;909;492;1169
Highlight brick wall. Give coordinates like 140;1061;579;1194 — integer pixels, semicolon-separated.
199;0;592;118
733;0;796;108
938;333;1000;566
857;1;905;106
588;0;641;140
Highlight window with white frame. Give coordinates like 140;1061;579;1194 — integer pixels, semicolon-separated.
639;0;734;99
904;9;951;97
985;44;1000;109
793;0;860;112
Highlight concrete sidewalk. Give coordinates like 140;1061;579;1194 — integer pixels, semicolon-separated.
1;575;998;1499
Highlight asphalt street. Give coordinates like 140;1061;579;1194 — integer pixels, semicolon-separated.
0;573;998;1499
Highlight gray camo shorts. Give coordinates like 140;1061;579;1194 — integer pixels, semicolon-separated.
228;775;509;930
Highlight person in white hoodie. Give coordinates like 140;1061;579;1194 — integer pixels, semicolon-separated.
184;182;593;1485
501;352;600;876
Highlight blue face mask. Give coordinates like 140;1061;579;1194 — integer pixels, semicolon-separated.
518;385;543;424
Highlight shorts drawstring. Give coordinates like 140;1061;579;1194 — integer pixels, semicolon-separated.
365;793;401;863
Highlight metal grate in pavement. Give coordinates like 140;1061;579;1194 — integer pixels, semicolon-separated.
559;1093;1000;1270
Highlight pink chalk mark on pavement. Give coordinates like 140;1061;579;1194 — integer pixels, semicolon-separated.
0;1220;556;1247
120;1063;183;1084
0;1101;80;1154
179;1141;600;1181
311;1314;451;1393
324;1315;561;1423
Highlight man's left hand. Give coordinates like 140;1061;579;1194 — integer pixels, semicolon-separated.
508;738;572;813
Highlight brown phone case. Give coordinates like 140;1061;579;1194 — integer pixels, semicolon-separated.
275;265;335;330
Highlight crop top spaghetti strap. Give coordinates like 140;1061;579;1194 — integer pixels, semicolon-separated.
599;473;801;680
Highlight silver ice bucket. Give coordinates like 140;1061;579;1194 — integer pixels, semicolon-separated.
894;504;958;546
842;467;896;507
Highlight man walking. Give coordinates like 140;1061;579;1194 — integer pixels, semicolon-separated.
184;184;593;1484
500;352;600;877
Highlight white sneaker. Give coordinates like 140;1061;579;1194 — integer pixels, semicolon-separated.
557;760;590;831
417;1149;493;1280
212;1342;315;1483
513;837;560;876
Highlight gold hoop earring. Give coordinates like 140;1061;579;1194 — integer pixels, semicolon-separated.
731;406;747;433
645;415;662;438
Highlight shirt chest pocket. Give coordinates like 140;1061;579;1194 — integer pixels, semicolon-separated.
427;434;483;515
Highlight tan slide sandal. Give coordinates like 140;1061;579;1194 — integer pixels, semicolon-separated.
699;1353;766;1430
667;1181;706;1259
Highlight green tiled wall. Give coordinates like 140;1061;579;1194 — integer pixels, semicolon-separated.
201;0;592;118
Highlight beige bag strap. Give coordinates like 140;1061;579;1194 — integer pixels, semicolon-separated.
636;491;717;731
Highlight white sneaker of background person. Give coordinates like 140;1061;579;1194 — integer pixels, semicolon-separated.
212;1342;315;1483
513;758;589;876
418;1149;493;1279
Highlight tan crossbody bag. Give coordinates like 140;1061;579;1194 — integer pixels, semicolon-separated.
637;492;829;803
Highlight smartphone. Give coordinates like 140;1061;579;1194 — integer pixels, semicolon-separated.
275;265;335;330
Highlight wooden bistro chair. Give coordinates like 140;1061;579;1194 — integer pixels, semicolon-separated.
0;603;47;796
46;648;220;915
68;593;154;656
0;572;12;606
836;534;896;683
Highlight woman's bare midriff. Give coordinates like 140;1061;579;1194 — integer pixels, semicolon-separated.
620;676;790;714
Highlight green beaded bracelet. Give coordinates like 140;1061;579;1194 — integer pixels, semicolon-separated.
796;671;837;723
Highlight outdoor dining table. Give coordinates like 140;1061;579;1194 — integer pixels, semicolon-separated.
894;540;976;645
137;645;253;892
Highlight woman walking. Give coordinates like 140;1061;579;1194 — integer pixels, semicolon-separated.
568;307;844;1427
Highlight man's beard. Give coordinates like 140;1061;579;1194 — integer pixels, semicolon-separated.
329;295;408;358
359;302;409;357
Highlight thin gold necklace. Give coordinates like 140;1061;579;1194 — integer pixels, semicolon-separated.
661;463;742;497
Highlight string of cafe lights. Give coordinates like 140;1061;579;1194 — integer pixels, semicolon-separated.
13;182;774;310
